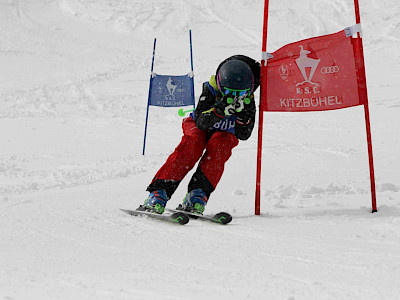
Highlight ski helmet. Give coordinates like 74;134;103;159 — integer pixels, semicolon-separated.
216;59;254;94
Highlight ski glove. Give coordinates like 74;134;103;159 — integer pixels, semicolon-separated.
215;96;239;116
235;109;252;125
195;106;224;130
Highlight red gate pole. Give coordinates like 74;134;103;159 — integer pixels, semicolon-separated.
255;0;270;215
364;103;377;212
353;0;377;212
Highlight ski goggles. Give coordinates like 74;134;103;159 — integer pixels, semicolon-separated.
221;87;252;105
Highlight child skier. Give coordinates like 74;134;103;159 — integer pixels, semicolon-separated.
140;55;261;214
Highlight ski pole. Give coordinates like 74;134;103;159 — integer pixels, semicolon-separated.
178;108;195;117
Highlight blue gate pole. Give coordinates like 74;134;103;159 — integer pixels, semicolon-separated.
189;30;195;110
142;38;157;155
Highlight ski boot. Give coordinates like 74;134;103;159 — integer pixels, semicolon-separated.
138;190;168;214
177;188;208;215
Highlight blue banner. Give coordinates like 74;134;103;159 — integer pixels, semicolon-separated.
148;73;194;107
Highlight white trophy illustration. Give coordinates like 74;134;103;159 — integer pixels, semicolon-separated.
295;46;320;87
166;77;177;96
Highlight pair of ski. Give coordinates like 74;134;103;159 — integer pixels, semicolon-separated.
120;207;232;225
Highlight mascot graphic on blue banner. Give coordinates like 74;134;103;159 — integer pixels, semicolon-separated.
149;74;194;107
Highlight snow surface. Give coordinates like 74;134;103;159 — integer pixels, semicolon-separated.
1;0;400;299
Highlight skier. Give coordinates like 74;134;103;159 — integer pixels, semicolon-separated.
140;55;261;214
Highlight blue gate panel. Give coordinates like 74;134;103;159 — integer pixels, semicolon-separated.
149;73;195;107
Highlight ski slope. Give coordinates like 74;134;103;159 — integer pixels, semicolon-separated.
1;0;400;299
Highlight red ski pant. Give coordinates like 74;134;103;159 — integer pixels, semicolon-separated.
151;117;239;196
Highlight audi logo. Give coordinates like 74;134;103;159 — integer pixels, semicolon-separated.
321;66;340;74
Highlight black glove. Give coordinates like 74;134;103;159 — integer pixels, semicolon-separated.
235;109;251;124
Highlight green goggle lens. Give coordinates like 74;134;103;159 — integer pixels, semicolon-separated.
227;97;234;104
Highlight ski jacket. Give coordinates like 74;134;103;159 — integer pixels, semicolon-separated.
192;55;261;140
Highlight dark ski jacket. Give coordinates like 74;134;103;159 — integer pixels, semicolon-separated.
191;55;261;140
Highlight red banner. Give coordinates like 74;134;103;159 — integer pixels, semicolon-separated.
262;30;365;112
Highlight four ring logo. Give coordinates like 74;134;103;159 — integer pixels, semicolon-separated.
321;66;340;74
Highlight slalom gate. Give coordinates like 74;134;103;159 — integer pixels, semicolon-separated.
255;0;376;214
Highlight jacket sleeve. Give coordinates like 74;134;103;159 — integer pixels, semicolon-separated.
194;83;224;130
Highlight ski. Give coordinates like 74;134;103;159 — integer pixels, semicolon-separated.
120;209;189;225
166;208;232;225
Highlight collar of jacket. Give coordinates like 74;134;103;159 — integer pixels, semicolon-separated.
209;75;219;91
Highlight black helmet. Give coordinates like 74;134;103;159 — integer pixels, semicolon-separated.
216;59;254;94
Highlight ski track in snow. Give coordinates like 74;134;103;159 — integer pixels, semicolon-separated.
1;0;400;299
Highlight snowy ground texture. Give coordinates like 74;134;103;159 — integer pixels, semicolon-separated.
1;0;400;299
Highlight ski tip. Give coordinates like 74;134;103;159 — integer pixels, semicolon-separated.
120;208;138;216
170;212;190;225
213;212;233;224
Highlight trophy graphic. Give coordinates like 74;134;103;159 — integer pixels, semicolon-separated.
295;46;320;87
166;77;177;96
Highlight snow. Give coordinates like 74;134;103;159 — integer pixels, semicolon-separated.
1;0;400;299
